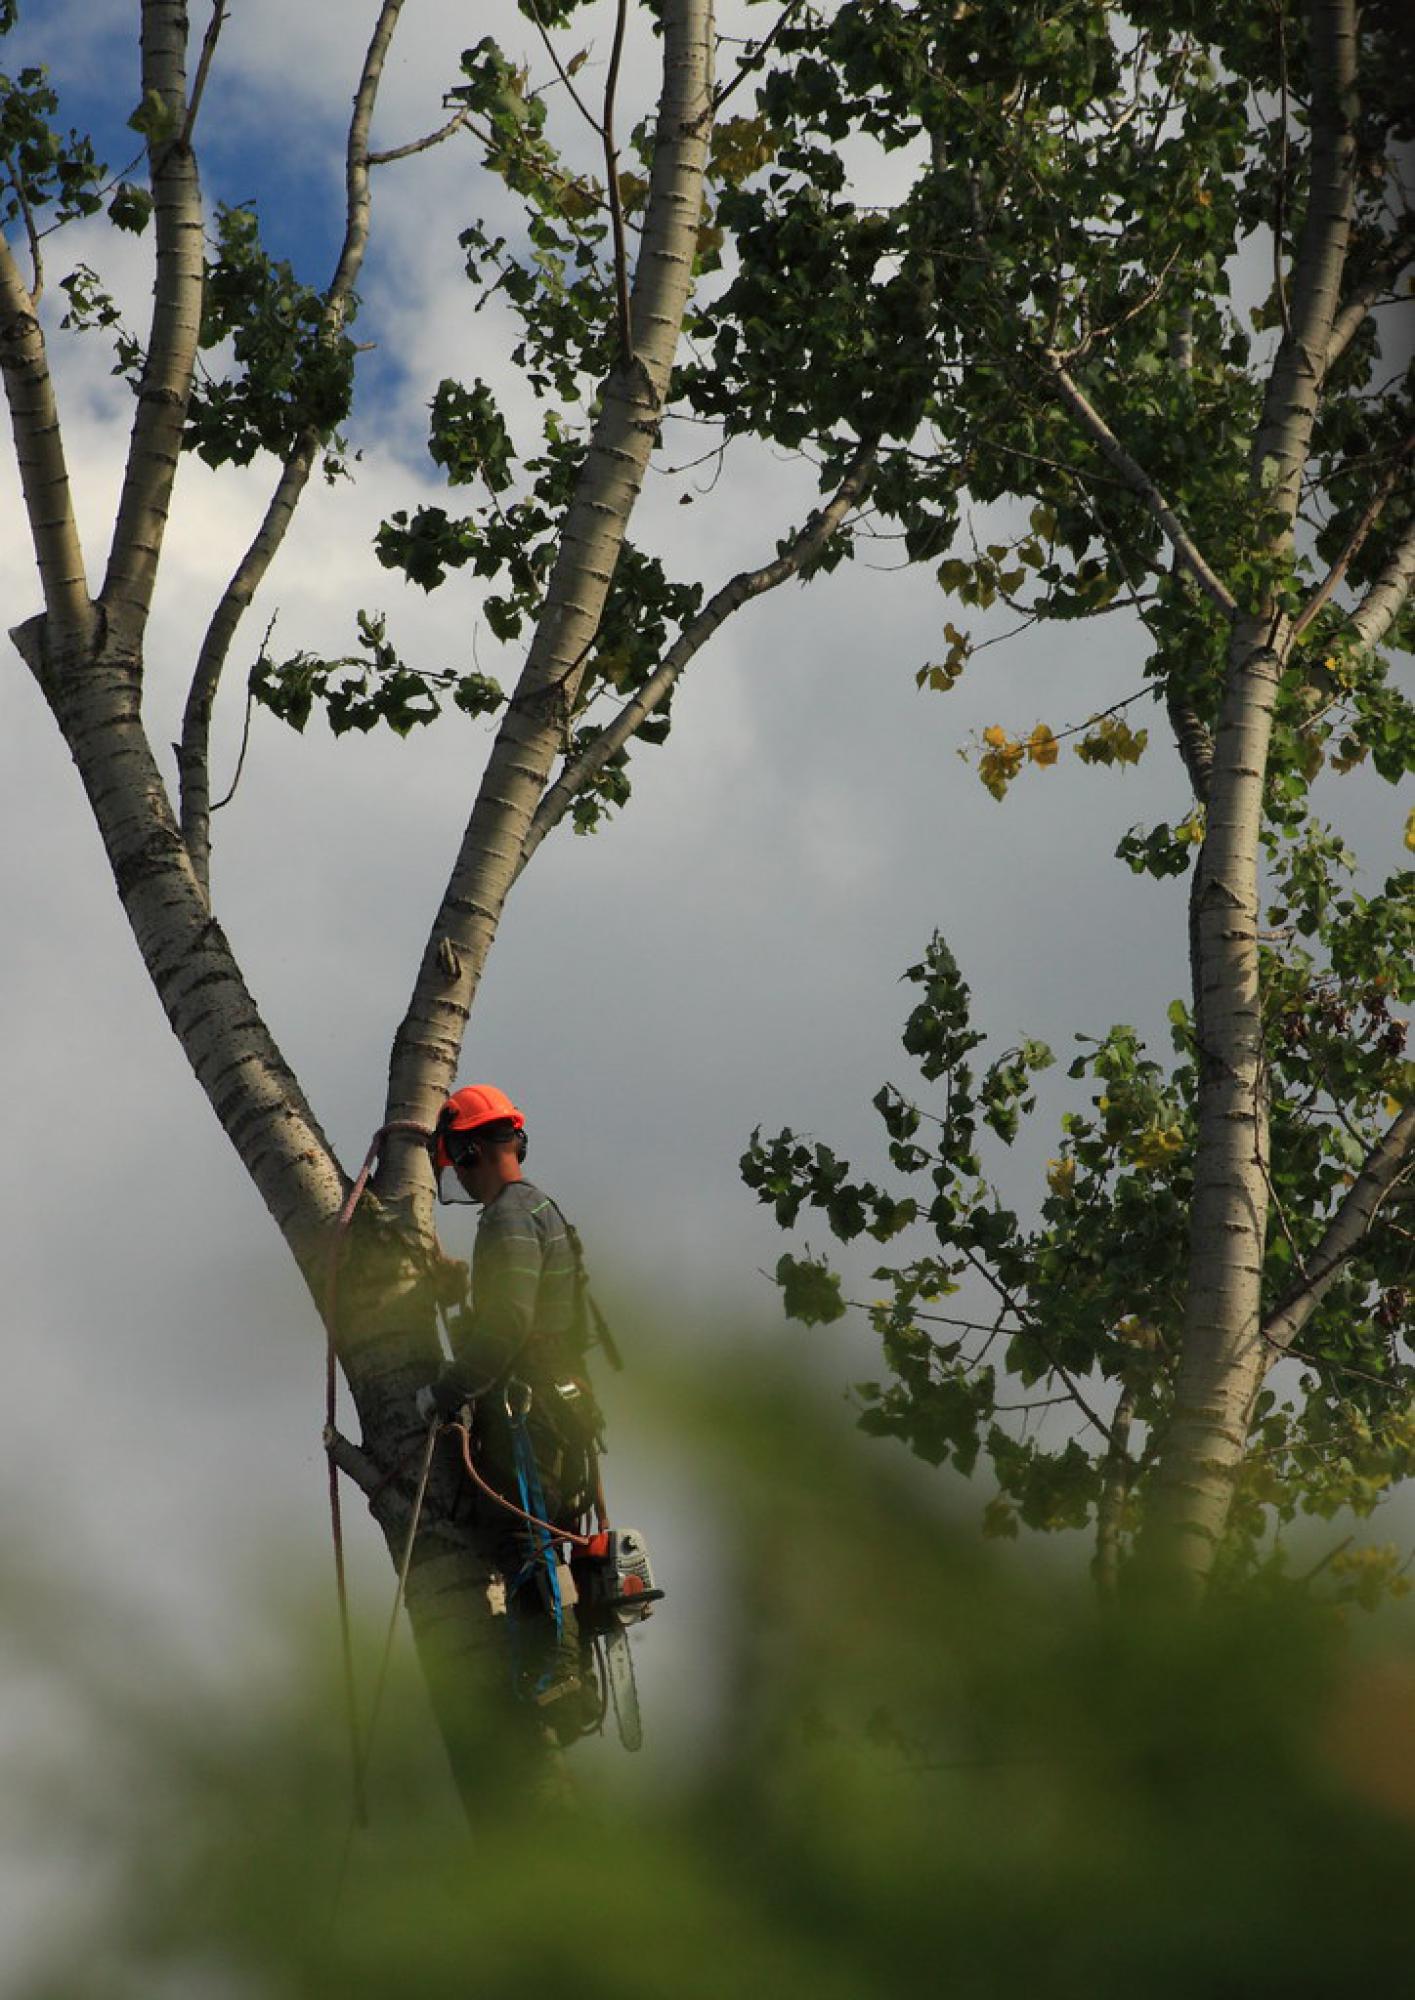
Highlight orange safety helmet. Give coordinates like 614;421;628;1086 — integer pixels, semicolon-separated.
432;1083;526;1177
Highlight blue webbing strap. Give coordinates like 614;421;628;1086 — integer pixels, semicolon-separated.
510;1410;564;1642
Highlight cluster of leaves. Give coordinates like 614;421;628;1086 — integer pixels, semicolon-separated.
680;1;1411;845
961;709;1150;802
0;53;105;231
744;910;1414;1571
184;203;357;469
375;373;703;828
251;610;503;738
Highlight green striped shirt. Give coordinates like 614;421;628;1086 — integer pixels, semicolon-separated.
461;1179;578;1380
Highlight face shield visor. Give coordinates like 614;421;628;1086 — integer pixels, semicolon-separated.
433;1125;479;1205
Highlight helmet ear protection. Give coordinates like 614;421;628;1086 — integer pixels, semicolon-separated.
436;1117;528;1175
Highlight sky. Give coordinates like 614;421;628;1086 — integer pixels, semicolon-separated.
1;1;1411;1966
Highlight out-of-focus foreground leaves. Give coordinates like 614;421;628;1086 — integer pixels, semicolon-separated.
3;1353;1414;1998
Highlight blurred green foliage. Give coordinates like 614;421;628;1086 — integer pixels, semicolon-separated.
4;1356;1414;1998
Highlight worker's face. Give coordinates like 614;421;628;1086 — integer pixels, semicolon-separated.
453;1140;516;1206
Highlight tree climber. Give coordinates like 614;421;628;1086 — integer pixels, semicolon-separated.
426;1084;605;1732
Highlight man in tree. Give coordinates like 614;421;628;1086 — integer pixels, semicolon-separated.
430;1084;604;1730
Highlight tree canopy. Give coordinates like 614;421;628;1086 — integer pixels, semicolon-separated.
729;0;1413;1592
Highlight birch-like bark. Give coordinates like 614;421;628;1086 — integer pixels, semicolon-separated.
179;445;316;889
1261;1105;1415;1359
515;438;877;877
178;0;407;893
0;236;95;650
100;1;206;653
1346;516;1415;651
41;646;345;1256
1147;0;1358;1586
379;0;715;1205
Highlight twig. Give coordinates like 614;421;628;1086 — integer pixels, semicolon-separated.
960;1246;1114;1444
209;615;275;815
369;108;473;167
522;0;603;138
1058;245;1182;366
712;0;804;118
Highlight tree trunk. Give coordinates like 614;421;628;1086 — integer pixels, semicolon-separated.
1145;0;1358;1586
380;0;717;1211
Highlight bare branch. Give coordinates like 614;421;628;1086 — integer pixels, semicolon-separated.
1044;354;1238;617
369;107;472;167
180;2;227;149
0;231;95;647
517;437;878;875
522;0;602;139
1262;1104;1415;1360
179;446;315;892
1291;431;1414;641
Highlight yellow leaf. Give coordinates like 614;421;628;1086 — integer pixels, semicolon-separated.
1046;1157;1075;1199
1404;805;1415;853
1028;724;1059;768
983;723;1009;749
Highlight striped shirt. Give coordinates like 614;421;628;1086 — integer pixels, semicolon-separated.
461;1179;578;1381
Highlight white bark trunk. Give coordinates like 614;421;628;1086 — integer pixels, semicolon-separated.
0;239;96;648
101;1;206;651
380;0;716;1205
1147;0;1360;1585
